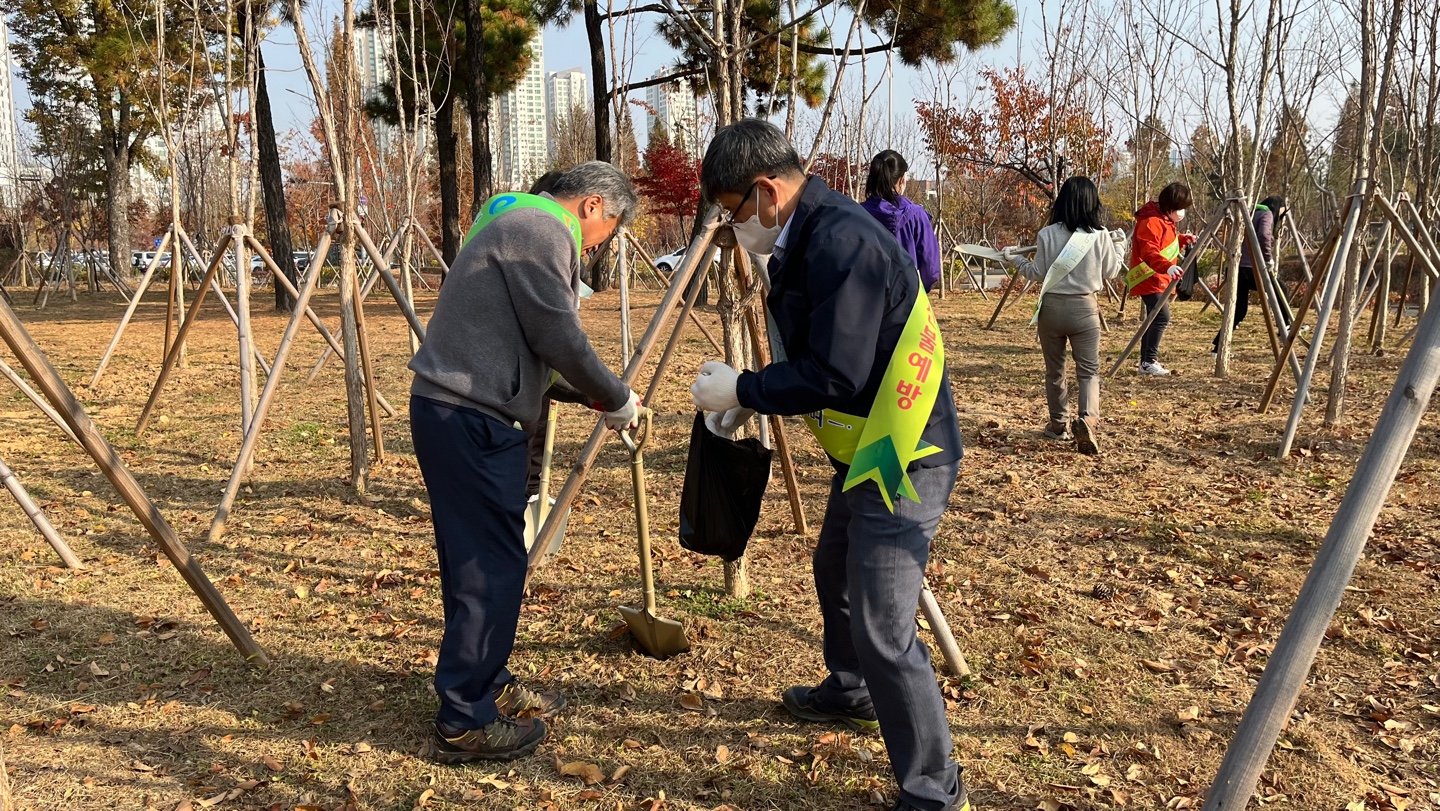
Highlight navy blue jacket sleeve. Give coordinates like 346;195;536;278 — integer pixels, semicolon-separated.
734;235;889;416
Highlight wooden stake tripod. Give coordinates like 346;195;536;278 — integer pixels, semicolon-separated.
202;214;430;543
1268;183;1440;458
0;290;266;663
525;208;973;678
1202;196;1440;811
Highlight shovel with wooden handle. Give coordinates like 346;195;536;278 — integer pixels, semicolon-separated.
618;409;690;658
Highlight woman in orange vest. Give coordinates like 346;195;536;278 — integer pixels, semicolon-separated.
1127;182;1196;376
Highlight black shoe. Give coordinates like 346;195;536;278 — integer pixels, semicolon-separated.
781;685;879;731
493;681;567;718
425;716;547;763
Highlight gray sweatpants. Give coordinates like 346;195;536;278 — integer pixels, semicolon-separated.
813;461;963;811
1037;293;1102;423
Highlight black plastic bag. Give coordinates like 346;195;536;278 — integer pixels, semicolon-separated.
679;412;772;561
1176;247;1198;301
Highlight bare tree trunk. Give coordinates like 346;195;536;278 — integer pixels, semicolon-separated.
1327;0;1404;426
103;143;133;290
586;0;612;164
255;48;299;311
465;0;492;209
436;89;462;264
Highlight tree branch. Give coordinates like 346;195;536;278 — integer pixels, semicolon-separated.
602;3;668;20
610;66;707;98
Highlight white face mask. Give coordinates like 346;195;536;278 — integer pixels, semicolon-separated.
731;188;783;254
1171;209;1188;223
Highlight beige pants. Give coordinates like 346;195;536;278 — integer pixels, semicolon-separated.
1036;293;1102;423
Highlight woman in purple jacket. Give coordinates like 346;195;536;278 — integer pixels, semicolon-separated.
860;150;942;291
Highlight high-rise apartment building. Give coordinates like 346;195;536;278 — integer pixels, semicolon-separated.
0;16;22;208
546;69;588;132
643;74;701;155
490;33;548;190
353;26;398;156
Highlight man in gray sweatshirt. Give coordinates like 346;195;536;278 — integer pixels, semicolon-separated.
409;162;641;763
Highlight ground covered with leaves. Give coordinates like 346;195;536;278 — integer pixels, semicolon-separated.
1;284;1438;811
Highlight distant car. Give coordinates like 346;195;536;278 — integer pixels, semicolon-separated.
293;251;313;272
133;251;157;269
653;245;719;276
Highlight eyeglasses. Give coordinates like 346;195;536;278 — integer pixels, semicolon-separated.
720;180;762;226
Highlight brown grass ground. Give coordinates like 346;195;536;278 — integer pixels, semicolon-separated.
1;282;1438;811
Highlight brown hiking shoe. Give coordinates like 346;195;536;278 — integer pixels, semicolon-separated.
1073;418;1099;456
494;682;567;718
425;716;547;763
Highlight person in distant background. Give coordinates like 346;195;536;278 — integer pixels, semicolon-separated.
1126;182;1196;376
1212;195;1289;355
861;150;942;292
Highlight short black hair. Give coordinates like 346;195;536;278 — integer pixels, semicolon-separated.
1260;195;1288;216
1158;182;1193;214
700;119;804;199
865;150;908;203
528;170;565;195
1050;176;1106;232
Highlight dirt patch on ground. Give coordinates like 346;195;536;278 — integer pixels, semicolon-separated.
1;284;1437;810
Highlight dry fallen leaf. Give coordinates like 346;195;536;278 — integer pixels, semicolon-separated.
413;788;435;808
609;764;631;783
1143;659;1177;673
1176;706;1200;723
678;693;704;711
262;756;284;772
716;745;730;764
558;760;605;785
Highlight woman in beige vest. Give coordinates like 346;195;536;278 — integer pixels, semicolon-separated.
1003;177;1125;455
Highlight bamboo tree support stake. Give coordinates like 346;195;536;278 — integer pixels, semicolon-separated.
207;229;330;543
233;223;258;447
0;735;12;811
304;231;403;382
1202;235;1440;811
0;455;84;569
1276;187;1368;459
1257;246;1334;414
353;222;428;343
400;224;420;356
1284;214;1315;287
984;269;1026;330
351;285;385;463
734;248;808;537
0;294;266;663
1;357;79;443
618;229;632;368
92;229;174;387
248;231;394;416
1105;212;1227;381
170;228;271;375
135;231;236;436
529;212;722;573
623;230;724;354
1239;200;1302;383
919;585;971;678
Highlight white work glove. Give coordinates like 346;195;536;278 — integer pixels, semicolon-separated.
690;361;741;412
1000;246;1022;266
704;406;756;440
603;388;642;431
1110;229;1128;242
1166;265;1185;279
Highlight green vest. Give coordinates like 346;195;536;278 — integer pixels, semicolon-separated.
464;193;583;254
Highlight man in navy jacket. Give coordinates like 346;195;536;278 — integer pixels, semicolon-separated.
690;119;969;811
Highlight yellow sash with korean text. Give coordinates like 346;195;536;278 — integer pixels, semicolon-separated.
802;284;944;512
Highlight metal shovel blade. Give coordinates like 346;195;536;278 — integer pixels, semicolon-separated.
619;604;690;659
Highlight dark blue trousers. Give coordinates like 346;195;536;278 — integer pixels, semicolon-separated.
410;396;529;730
813;461;963;811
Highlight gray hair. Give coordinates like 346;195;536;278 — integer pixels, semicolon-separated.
700;118;804;199
550;161;639;226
